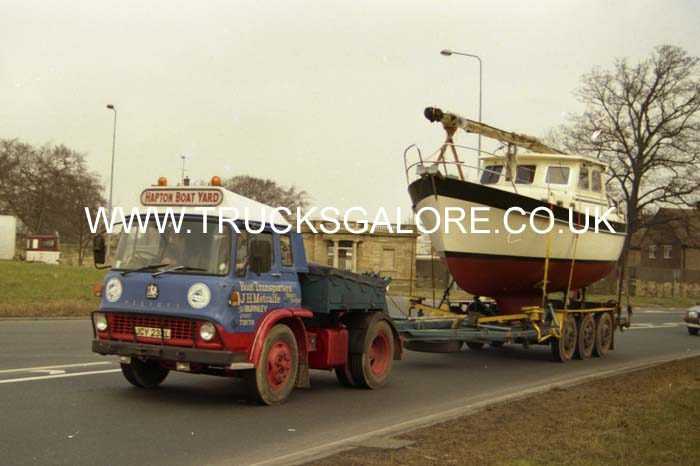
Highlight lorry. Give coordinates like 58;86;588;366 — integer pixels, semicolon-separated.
91;176;401;405
92;176;631;405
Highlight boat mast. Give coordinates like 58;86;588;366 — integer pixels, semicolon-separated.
424;106;564;181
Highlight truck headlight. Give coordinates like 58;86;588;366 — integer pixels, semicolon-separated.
93;312;108;331
199;322;216;341
689;310;699;319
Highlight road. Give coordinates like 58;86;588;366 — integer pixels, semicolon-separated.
0;309;698;466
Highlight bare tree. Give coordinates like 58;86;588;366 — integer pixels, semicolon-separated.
0;139;106;264
556;45;700;259
222;175;310;212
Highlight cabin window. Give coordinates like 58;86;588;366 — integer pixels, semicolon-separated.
648;244;656;259
578;167;590;190
545;166;570;185
663;244;672;259
515;165;536;184
591;170;602;193
480;165;503;184
280;234;293;267
41;239;56;250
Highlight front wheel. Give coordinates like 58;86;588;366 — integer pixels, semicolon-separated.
121;359;169;388
244;324;298;405
688;327;699;336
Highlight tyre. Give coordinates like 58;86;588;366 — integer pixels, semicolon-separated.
244;324;298;405
489;341;505;348
593;312;614;357
120;359;169;388
576;314;596;360
688;327;699;336
349;319;395;389
551;314;577;363
334;363;358;387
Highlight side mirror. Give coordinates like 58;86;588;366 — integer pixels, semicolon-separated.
93;235;106;265
248;239;271;276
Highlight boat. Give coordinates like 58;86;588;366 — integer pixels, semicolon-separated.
406;107;626;313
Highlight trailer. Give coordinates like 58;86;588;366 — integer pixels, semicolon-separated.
394;281;631;362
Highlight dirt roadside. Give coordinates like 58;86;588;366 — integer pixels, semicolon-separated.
306;356;700;466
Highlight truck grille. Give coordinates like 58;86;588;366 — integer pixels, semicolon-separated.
108;313;193;346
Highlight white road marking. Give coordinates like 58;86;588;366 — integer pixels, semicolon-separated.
28;369;66;375
0;369;120;385
0;361;112;374
629;323;683;330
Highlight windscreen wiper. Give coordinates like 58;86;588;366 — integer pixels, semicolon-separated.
152;265;207;277
120;263;169;276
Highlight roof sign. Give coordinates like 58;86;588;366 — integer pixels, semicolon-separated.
140;188;224;206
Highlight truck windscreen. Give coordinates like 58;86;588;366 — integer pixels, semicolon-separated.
113;219;231;275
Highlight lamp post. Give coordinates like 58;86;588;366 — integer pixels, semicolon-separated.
180;155;186;184
106;104;117;259
440;49;483;166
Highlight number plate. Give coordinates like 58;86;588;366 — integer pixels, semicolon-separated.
134;326;172;339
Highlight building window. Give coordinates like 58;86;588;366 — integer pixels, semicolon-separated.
648;245;656;259
663;244;672;259
327;240;354;271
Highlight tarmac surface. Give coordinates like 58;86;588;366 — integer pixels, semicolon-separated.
1;308;699;466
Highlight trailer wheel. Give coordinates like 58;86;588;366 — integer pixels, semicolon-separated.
593;312;613;357
576;314;596;360
489;341;505;348
688;327;699;336
466;341;485;350
551;314;577;363
349;319;394;389
121;359;169;388
244;324;298;405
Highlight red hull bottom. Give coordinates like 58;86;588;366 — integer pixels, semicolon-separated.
444;255;616;314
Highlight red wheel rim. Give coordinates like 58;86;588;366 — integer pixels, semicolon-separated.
266;340;292;391
369;332;390;376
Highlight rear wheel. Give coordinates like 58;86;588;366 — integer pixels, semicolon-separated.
121;359;169;388
489;341;505;348
687;327;699;336
551;314;577;363
244;324;298;405
593;312;614;357
349;319;395;389
576;314;596;360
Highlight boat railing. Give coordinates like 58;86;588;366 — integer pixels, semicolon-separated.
403;143;519;190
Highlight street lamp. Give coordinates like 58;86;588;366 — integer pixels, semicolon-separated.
180;155;186;184
106;104;117;259
440;49;483;165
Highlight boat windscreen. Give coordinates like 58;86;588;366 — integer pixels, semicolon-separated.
480;165;503;184
515;165;536;184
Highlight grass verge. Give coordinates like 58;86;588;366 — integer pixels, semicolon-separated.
0;260;106;317
306;356;700;466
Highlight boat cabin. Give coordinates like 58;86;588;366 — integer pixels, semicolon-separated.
479;153;613;212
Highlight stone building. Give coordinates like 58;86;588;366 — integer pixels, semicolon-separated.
300;220;418;288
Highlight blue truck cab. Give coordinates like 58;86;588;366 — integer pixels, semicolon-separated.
92;178;401;405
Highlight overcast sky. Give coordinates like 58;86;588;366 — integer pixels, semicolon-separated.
2;0;698;218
